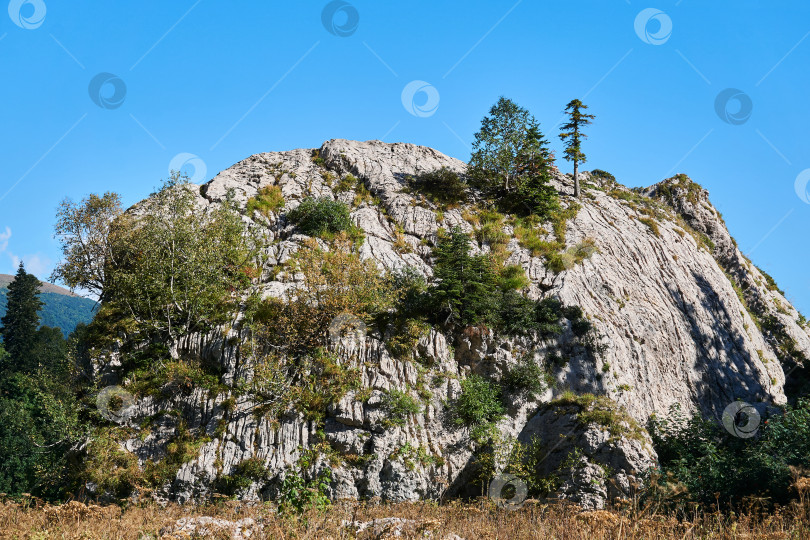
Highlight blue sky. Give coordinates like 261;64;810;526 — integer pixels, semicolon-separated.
1;1;809;313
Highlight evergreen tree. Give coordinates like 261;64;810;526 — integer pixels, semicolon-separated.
430;227;498;326
514;123;559;217
559;99;595;199
0;263;43;372
469;98;557;217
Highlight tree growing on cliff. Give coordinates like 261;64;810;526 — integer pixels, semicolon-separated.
468;97;558;217
52;173;255;342
51;192;124;300
430;227;498;326
559;99;595;199
0;263;43;372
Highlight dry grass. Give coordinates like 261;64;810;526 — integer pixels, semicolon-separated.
2;497;810;539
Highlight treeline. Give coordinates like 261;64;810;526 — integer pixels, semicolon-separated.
0;264;85;498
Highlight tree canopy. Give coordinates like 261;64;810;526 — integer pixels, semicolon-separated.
0;263;43;372
468;97;558;217
53;174;255;342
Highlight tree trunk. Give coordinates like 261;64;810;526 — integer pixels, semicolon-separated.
573;161;580;198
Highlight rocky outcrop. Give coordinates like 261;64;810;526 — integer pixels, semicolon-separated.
94;139;809;510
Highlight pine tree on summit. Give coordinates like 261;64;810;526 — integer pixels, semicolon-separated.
0;263;43;372
559;99;595;199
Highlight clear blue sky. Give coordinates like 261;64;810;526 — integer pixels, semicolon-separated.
1;1;809;313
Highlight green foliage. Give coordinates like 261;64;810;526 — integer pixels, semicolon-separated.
407;168;468;206
504;355;548;398
428;228;593;341
650;400;810;508
453;374;505;444
77;175;255;342
0;268;85;501
215;457;269;496
142;421;212;489
246;185;285;217
496;290;540;336
552;391;645;442
385;318;430;361
74;427;142;499
468;97;559;218
655;175;705;206
51;191;123;300
474;209;509;248
288;197;354;238
381;389;423;427
545;238;599;274
589;169;616;184
474;434;554;497
0;263;44;370
559;99;595;198
0;371;83;499
293;349;362;422
253;235;394;357
757;267;785;295
278;468;331;514
430;227;499;327
334;173;362;194
130;356;227;399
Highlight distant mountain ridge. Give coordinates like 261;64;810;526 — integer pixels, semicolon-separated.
0;274;96;336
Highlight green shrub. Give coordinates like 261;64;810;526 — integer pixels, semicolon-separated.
552;391;645;442
590;169;616;183
498;264;530;291
278;468;331;514
408;168;467;205
504;355;547;397
334;173;362;194
385;318;430;360
453;374;505;443
381;389;423;427
215;456;268;496
650;400;810;509
497;290;539;336
246;185;285;217
546;238;598;273
288;197;353;238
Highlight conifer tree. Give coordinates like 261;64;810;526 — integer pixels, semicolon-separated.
559;99;595;199
0;263;43;372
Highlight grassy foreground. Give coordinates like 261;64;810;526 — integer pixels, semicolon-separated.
1;498;810;539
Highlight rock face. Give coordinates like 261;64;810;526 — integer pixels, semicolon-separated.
97;140;809;510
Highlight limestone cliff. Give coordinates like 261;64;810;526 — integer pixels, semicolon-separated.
95;139;809;509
